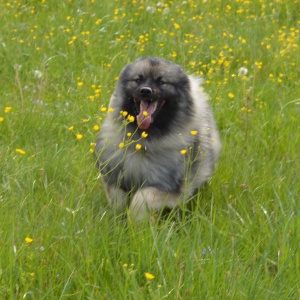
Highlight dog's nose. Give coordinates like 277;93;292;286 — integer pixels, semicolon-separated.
139;87;153;96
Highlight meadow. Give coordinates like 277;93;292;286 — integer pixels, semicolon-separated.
0;0;299;298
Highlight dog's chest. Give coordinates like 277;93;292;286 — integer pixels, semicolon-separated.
122;148;184;192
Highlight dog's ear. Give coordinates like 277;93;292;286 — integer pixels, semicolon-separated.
118;63;133;83
178;65;184;72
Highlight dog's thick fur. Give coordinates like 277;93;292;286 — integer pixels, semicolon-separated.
96;57;221;220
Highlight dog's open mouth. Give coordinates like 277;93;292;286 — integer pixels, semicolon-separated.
134;99;165;130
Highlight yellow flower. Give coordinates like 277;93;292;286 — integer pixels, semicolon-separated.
127;132;132;137
89;149;94;153
68;126;74;131
108;107;115;112
77;81;84;87
135;144;142;150
25;237;33;244
142;111;148;116
121;111;128;117
141;131;148;138
254;61;263;70
4;107;12;113
16;148;26;155
190;130;198;136
76;134;83;140
0;117;4;122
145;272;155;280
93;125;100;131
119;142;125;149
82;118;89;123
228;92;235;99
100;107;107;112
180;149;187;155
127;115;135;122
95;18;102;25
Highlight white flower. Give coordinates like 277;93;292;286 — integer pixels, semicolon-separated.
238;67;248;76
34;70;43;79
146;6;156;13
162;7;170;14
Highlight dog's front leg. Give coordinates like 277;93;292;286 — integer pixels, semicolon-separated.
102;180;128;212
129;187;182;221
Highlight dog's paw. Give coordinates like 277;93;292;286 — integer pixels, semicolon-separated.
128;187;181;221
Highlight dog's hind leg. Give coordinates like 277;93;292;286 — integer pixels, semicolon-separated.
129;187;182;221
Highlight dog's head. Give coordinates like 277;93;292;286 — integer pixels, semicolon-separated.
113;57;194;135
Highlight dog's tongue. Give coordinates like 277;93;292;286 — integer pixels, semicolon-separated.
137;100;157;130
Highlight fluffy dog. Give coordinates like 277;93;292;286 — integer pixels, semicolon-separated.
96;57;221;220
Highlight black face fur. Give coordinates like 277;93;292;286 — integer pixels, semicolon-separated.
115;57;195;137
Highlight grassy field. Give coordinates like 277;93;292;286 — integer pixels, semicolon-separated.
0;0;299;298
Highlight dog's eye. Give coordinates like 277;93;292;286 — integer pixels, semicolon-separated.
134;77;143;84
157;78;166;85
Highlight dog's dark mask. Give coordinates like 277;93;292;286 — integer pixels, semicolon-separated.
131;78;166;130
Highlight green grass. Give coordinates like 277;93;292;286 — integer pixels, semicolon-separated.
0;0;299;298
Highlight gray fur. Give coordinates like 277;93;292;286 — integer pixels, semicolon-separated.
96;57;221;220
